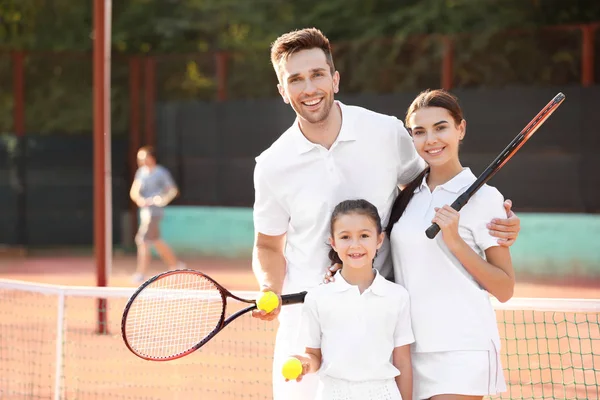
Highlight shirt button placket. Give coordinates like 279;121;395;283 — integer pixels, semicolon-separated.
325;152;340;186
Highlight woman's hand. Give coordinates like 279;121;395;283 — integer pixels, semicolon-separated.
432;205;463;251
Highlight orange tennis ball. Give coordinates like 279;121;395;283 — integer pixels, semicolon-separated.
281;357;303;380
256;291;279;313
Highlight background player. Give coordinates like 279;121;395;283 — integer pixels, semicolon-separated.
129;146;184;283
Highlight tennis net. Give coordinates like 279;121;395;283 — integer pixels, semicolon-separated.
0;279;598;399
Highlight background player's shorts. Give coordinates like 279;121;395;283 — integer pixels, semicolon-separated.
135;209;162;244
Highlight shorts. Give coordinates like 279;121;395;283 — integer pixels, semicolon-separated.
317;376;402;400
412;341;506;399
135;209;162;244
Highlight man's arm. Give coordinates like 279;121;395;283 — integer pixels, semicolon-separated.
129;180;145;207
152;186;179;207
394;118;427;187
153;167;179;207
251;232;287;321
489;199;521;247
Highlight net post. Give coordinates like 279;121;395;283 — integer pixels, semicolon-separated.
93;0;112;334
53;290;65;400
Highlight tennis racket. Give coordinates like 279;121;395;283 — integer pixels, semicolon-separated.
426;92;566;239
121;269;306;361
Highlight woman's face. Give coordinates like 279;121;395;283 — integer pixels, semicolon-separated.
407;106;465;168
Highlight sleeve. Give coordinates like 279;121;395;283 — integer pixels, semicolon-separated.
393;291;415;348
394;119;427;186
301;292;322;349
252;160;290;236
158;167;177;190
133;168;141;181
471;187;507;252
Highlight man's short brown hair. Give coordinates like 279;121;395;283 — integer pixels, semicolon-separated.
138;145;156;160
270;28;335;82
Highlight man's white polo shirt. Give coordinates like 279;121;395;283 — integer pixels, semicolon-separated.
301;270;414;381
253;101;425;297
390;168;505;353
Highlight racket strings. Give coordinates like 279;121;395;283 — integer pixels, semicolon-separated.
125;273;224;359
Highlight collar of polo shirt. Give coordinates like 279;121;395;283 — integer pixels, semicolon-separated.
414;167;475;194
292;101;359;154
330;268;388;296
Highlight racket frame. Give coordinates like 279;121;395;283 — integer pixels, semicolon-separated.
121;269;306;361
425;92;566;239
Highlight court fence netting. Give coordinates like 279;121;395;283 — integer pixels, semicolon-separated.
0;279;598;400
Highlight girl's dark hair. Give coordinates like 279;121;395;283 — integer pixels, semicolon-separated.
328;199;382;265
386;89;463;236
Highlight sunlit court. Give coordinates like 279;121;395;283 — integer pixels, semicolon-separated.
1;1;600;400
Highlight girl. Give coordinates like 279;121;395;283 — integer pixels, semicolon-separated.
289;199;414;400
387;89;515;400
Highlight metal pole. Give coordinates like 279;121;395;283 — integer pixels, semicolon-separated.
12;51;27;248
144;57;156;147
93;0;112;334
129;56;142;244
581;24;595;87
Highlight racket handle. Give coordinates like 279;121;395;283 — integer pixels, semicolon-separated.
425;193;469;240
281;291;307;305
425;223;441;239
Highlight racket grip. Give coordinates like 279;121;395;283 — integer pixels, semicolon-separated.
425;223;441;239
281;291;307;305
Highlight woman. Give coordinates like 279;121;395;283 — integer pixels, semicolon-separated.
386;89;514;400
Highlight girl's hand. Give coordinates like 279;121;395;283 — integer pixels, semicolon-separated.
432;205;463;250
285;355;312;382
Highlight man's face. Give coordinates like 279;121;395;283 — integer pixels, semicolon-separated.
277;48;340;124
136;150;155;167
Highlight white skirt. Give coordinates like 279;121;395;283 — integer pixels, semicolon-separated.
316;376;402;400
412;342;506;400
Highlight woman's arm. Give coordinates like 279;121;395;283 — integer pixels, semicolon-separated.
448;238;514;302
433;205;515;303
393;345;412;400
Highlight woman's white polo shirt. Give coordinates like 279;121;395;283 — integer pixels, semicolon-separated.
390;168;505;353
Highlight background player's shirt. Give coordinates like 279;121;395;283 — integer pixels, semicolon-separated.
135;165;176;217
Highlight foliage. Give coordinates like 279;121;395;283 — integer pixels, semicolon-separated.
0;0;598;134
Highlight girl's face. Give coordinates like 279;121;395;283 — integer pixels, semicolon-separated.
407;106;465;168
329;213;384;270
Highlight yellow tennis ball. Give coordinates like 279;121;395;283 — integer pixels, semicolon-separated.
281;357;303;380
256;291;279;313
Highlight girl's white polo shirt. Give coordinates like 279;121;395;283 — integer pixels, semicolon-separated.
390;168;505;353
301;270;415;381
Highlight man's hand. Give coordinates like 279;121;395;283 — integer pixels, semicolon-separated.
135;198;147;208
487;199;521;247
323;263;342;284
251;288;282;321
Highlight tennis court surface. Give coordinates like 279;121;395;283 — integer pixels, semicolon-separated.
1;255;598;399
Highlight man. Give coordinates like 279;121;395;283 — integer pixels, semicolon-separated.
129;146;184;283
251;28;520;400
